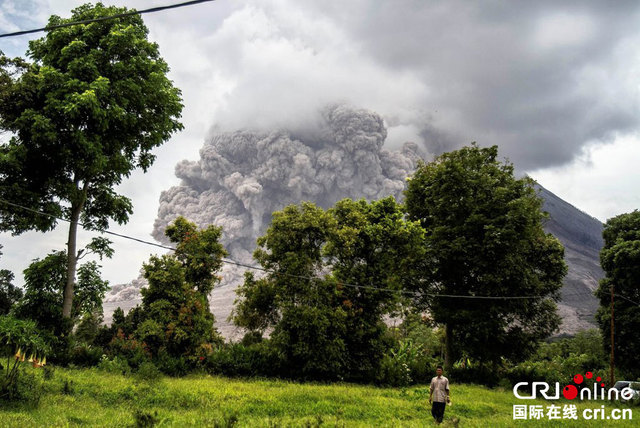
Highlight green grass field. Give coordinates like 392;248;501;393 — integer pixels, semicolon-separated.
0;367;636;427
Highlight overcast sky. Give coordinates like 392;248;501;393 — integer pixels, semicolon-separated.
1;0;639;287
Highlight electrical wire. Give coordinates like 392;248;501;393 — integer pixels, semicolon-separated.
0;197;605;301
0;0;217;39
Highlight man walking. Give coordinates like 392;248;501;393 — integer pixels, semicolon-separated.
429;365;450;424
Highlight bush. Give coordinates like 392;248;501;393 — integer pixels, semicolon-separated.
70;344;104;367
0;369;43;406
154;348;189;376
376;353;411;387
108;329;151;369
98;355;132;376
0;316;49;402
136;362;162;382
375;339;436;387
205;342;281;378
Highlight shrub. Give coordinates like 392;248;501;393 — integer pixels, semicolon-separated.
154;348;189;377
98;355;132;376
205;342;282;378
136;362;162;382
108;329;151;369
70;344;104;367
0;316;49;403
376;339;437;386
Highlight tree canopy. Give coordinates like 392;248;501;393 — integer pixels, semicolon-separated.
233;197;425;380
133;217;226;360
595;209;640;379
0;3;184;318
404;143;567;368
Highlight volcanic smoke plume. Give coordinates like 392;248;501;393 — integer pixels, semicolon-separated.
153;104;422;260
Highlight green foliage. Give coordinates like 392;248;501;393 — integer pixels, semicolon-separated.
12;249;109;362
0;2;183;320
0;2;184;233
74;310;103;345
0;315;49;402
0;269;20;316
234;198;424;381
595;210;640;379
107;330;150;370
377;340;422;387
98;355;132;376
0;245;22;315
205;342;281;378
404;143;567;366
0;315;49;360
135;362;162;383
326;197;426;380
122;217;225;371
506;330;608;386
69;343;104;367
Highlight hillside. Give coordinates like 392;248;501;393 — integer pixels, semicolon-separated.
537;185;604;334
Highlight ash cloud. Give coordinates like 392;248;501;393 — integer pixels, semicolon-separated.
152;105;422;259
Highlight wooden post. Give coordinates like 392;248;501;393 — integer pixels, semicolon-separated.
610;283;615;386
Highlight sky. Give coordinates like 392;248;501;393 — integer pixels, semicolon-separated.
1;0;639;287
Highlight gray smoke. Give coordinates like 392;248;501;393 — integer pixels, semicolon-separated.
152;104;422;260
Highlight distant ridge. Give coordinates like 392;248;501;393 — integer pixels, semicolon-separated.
537;185;603;334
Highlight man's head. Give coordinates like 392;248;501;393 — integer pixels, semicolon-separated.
436;365;443;377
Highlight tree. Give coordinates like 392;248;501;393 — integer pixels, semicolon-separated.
133;216;226;359
234;202;348;379
404;144;567;368
233;197;425;380
0;3;184;319
325;197;426;380
13;248;110;333
595;210;640;379
0;245;22;315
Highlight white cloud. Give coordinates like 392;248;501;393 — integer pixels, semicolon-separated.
530;134;640;222
532;12;596;50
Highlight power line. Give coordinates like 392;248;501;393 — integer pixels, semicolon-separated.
0;197;575;301
0;0;217;39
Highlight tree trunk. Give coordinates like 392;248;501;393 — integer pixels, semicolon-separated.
62;185;87;319
444;323;453;370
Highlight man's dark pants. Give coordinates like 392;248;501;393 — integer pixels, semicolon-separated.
431;401;446;423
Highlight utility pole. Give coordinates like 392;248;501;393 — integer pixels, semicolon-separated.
610;283;615;386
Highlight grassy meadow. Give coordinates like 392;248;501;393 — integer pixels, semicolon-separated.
0;366;637;427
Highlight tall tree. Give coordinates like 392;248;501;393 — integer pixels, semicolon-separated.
404;144;567;368
0;3;183;318
325;197;426;380
134;217;226;358
595;210;640;379
233;197;425;380
233;202;346;379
